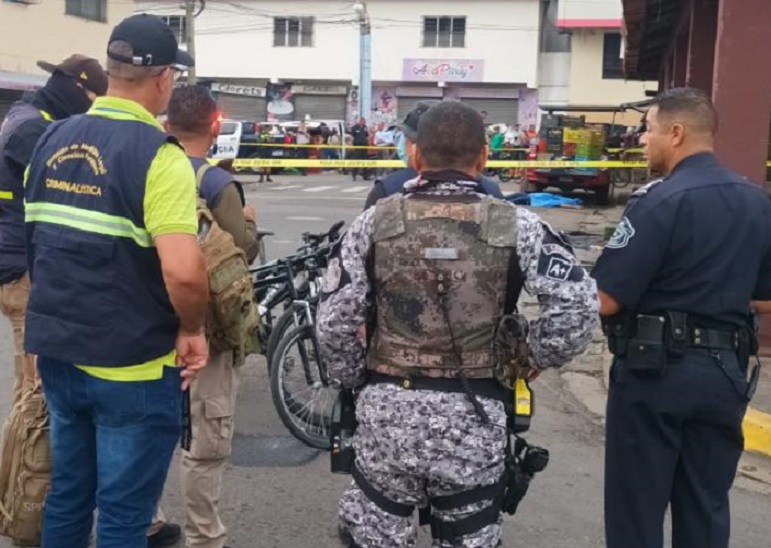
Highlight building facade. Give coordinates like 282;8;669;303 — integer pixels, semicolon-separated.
538;0;657;126
139;0;542;125
0;0;135;117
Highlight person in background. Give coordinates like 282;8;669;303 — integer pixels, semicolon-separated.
350;117;370;181
363;101;504;210
0;54;107;406
258;125;274;183
295;122;310;176
490;125;506;159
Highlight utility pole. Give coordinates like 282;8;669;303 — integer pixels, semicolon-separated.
354;1;371;122
185;0;197;84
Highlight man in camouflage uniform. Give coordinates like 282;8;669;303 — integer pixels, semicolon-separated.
316;102;598;548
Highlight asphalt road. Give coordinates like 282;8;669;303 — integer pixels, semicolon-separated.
0;173;769;548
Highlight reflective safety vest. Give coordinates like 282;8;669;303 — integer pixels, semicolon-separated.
24;112;181;367
0;103;54;279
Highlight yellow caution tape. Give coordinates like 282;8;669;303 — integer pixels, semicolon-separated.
230;159;406;169
224;158;771;169
236;143;398;149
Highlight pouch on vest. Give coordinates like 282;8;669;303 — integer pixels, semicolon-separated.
0;388;50;546
196;164;261;365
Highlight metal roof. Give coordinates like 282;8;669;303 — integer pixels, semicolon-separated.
622;0;683;80
0;70;46;91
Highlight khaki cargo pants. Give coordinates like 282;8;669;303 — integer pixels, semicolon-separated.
152;351;240;548
0;274;36;405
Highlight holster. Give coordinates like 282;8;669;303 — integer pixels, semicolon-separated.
624;314;667;374
494;314;530;389
602;312;634;357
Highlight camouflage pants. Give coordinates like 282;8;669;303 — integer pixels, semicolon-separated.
339;383;508;548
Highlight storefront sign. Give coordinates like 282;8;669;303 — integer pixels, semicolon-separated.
211;83;266;98
293;85;347;95
402;59;485;83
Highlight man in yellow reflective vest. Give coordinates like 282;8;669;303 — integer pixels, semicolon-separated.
23;14;209;548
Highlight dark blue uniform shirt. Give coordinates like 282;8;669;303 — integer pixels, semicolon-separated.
592;153;771;328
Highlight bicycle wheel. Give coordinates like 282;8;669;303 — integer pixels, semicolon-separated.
270;324;337;449
266;305;308;366
498;169;513;183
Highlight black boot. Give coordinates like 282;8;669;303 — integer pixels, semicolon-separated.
148;523;181;547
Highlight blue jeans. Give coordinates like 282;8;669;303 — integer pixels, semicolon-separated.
38;357;182;548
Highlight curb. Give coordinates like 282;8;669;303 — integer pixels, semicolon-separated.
744;408;771;458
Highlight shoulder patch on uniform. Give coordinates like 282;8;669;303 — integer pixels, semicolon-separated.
606;216;635;249
538;243;584;282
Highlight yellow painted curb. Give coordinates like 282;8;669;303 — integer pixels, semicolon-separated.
743;408;771;457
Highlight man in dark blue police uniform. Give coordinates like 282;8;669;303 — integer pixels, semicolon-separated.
363;101;503;209
593;88;771;548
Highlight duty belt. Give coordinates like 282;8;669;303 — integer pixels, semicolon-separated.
687;326;738;350
367;372;505;402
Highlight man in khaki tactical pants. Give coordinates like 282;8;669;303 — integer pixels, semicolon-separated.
151;84;259;548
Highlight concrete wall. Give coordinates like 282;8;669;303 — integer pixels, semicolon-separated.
139;0;540;86
538;52;571;106
0;0;134;74
557;0;623;26
568;29;657;107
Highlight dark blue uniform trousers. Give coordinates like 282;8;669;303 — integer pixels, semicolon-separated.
605;349;748;548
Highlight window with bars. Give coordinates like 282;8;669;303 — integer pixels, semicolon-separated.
602;32;625;80
423;16;466;48
160;15;187;45
65;0;106;22
273;17;314;47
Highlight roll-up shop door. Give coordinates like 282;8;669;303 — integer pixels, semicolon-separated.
461;98;519;125
294;95;346;120
216;94;267;121
397;97;434;119
0;89;24;120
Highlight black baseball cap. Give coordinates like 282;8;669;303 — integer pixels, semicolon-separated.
37;54;108;96
107;14;194;69
399;100;441;141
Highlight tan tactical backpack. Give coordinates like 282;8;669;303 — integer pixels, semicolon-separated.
196;164;261;365
0;387;50;546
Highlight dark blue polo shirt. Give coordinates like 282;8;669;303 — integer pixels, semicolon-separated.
592;153;771;328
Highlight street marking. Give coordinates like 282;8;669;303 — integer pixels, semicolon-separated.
286;216;326;221
271;185;303;191
342;186;369;193
303;186;338;193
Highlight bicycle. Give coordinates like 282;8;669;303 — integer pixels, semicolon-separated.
261;222;343;366
267;223;344;449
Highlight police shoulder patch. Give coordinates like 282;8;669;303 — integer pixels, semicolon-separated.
537;243;584;283
606;216;636;249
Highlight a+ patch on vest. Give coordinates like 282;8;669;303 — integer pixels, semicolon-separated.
538;244;583;282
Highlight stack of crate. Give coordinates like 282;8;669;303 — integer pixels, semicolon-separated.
563;127;606;161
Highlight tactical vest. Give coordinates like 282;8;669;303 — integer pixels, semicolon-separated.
0;103;52;279
24;111;181;367
367;193;518;379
